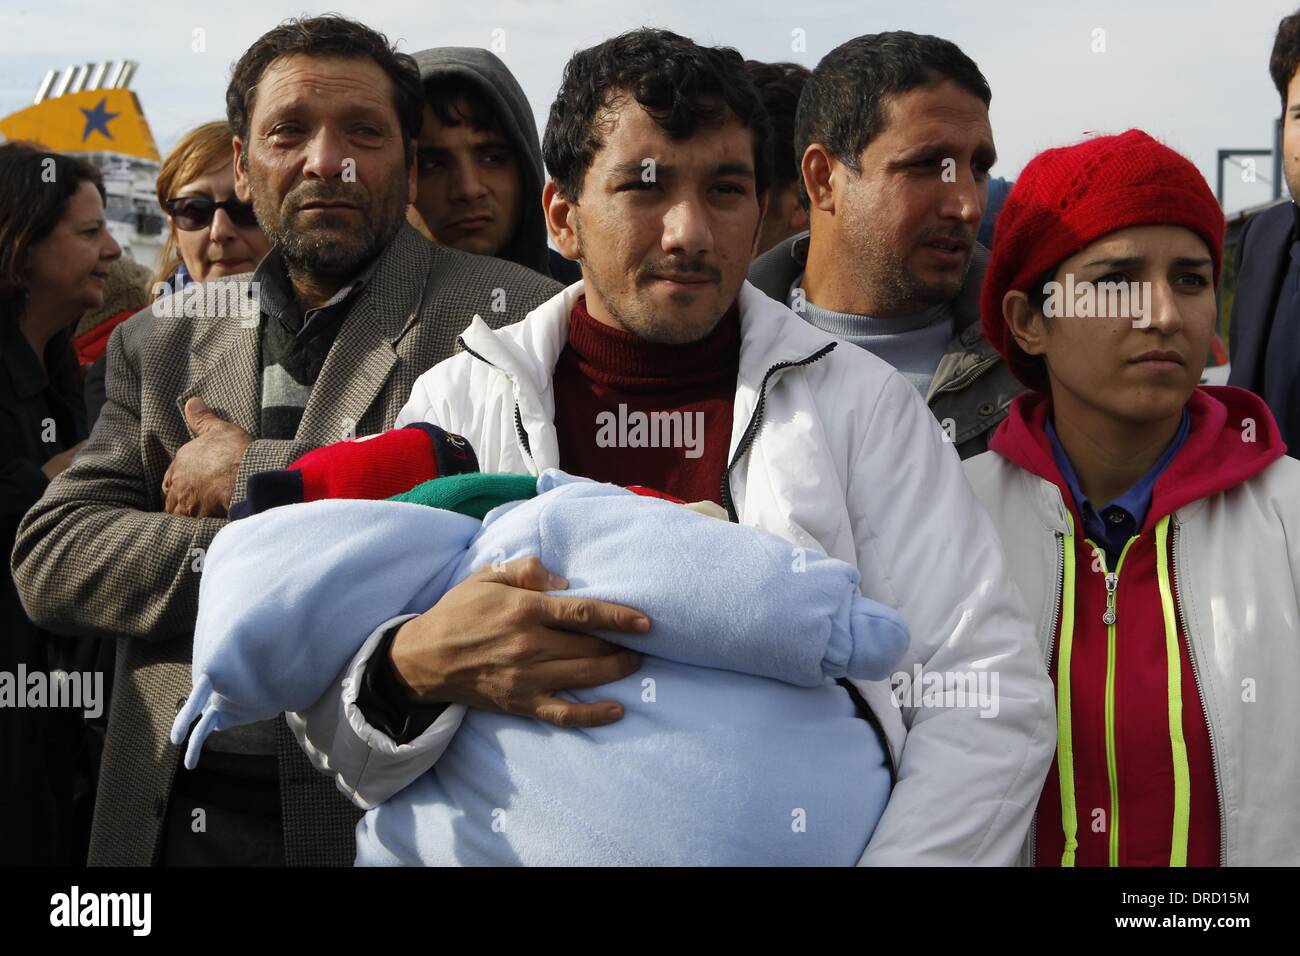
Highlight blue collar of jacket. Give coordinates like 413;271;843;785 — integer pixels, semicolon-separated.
1045;408;1190;560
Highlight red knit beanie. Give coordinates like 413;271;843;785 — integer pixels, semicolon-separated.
981;129;1225;391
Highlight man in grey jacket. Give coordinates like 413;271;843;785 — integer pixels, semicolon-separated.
748;31;1022;459
11;14;559;867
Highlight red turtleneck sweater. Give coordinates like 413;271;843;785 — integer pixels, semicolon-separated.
552;297;740;505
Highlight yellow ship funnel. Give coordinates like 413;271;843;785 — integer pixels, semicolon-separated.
0;86;160;162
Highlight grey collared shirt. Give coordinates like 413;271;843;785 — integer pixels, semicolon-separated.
253;250;381;340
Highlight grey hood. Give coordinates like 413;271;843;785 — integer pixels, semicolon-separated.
412;47;551;276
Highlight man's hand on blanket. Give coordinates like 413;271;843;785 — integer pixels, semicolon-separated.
390;555;651;728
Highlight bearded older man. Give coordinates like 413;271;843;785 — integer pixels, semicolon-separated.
11;14;560;866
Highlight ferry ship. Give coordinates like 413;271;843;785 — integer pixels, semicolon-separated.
0;60;165;271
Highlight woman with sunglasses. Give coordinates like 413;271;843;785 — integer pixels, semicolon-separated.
83;122;271;424
153;120;269;293
965;130;1300;866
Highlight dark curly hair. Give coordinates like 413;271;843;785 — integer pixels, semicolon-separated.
795;32;990;208
226;14;424;168
1271;9;1300;112
744;61;811;186
542;28;773;201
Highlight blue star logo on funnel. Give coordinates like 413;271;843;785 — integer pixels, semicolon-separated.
80;97;119;142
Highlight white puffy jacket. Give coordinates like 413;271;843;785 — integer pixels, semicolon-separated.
290;280;1056;865
963;388;1300;865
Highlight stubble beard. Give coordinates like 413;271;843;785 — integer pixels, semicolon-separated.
846;215;970;316
248;166;407;280
574;222;727;345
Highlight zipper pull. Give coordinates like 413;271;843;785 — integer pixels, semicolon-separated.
1103;572;1118;625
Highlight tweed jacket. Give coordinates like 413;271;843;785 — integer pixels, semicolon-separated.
10;223;561;865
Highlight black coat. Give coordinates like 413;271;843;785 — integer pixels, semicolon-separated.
1227;200;1300;452
1227;200;1300;457
0;322;95;865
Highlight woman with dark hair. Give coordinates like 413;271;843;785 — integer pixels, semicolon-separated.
1;141;121;863
965;130;1300;866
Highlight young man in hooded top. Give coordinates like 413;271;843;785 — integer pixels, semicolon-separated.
411;47;582;284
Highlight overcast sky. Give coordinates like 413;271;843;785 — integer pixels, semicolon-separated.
1;0;1294;213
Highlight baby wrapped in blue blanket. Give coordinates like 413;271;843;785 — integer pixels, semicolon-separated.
174;470;909;865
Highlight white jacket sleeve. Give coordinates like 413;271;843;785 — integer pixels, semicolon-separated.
848;372;1055;865
394;374;434;429
287;613;468;809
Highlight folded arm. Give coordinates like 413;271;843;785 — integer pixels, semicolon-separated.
11;324;226;641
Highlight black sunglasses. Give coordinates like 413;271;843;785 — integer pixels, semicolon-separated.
164;196;259;231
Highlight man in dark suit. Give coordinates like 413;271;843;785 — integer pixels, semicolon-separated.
11;14;560;866
1228;8;1300;456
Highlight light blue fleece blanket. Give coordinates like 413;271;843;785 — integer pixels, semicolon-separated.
173;471;908;865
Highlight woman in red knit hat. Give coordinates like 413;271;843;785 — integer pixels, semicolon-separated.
964;129;1300;866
